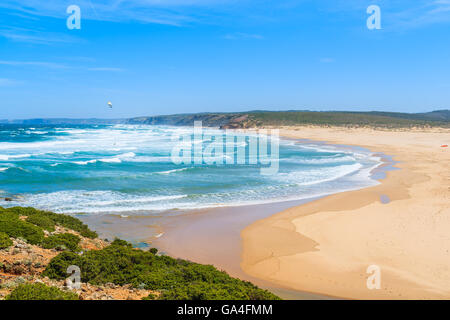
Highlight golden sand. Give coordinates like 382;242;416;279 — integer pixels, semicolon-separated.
241;126;450;299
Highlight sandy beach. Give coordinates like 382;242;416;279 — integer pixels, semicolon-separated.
241;126;450;299
77;125;449;300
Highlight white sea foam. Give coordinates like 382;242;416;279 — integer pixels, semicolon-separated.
0;154;32;161
99;157;122;164
156;168;189;175
73;159;98;165
7;190;190;213
72;152;137;165
88;194;188;206
0;124;384;214
282;155;356;165
274;163;363;186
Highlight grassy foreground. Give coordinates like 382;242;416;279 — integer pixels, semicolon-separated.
0;206;280;300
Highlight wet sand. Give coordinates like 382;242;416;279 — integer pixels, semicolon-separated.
151;199;333;299
80;200;332;299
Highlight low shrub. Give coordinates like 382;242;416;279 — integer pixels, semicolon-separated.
157;281;279;300
5;283;79;300
0;210;20;221
1;207;97;239
1;207;37;217
41;233;81;252
0;232;13;249
43;212;97;239
41;251;81;280
44;239;280;300
26;215;56;232
142;293;157;300
0;218;44;245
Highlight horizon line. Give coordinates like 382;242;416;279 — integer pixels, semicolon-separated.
1;109;449;122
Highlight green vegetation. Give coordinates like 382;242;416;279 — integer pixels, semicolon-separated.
249;111;450;128
157;282;278;300
1;206;97;239
5;283;79;300
0;232;13;249
41;233;81;252
128;110;450;129
26;215;55;232
43;239;280;300
128;112;242;127
367;110;450;122
0;206;97;247
1;206;280;300
0;210;44;245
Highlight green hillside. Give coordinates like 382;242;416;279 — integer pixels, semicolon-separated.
127;110;450;129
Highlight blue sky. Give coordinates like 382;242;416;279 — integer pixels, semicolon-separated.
0;0;449;119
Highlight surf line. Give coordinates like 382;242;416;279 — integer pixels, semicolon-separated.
170;121;279;175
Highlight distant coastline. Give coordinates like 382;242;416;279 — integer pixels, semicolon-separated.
2;109;449;128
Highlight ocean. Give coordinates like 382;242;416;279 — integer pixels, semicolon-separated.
0;124;382;216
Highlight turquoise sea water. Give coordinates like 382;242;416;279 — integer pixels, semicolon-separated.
0;124;381;215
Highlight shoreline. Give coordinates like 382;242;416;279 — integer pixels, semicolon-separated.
146;135;390;299
150;198;333;300
73;125;449;299
241;126;450;299
77;130;393;300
